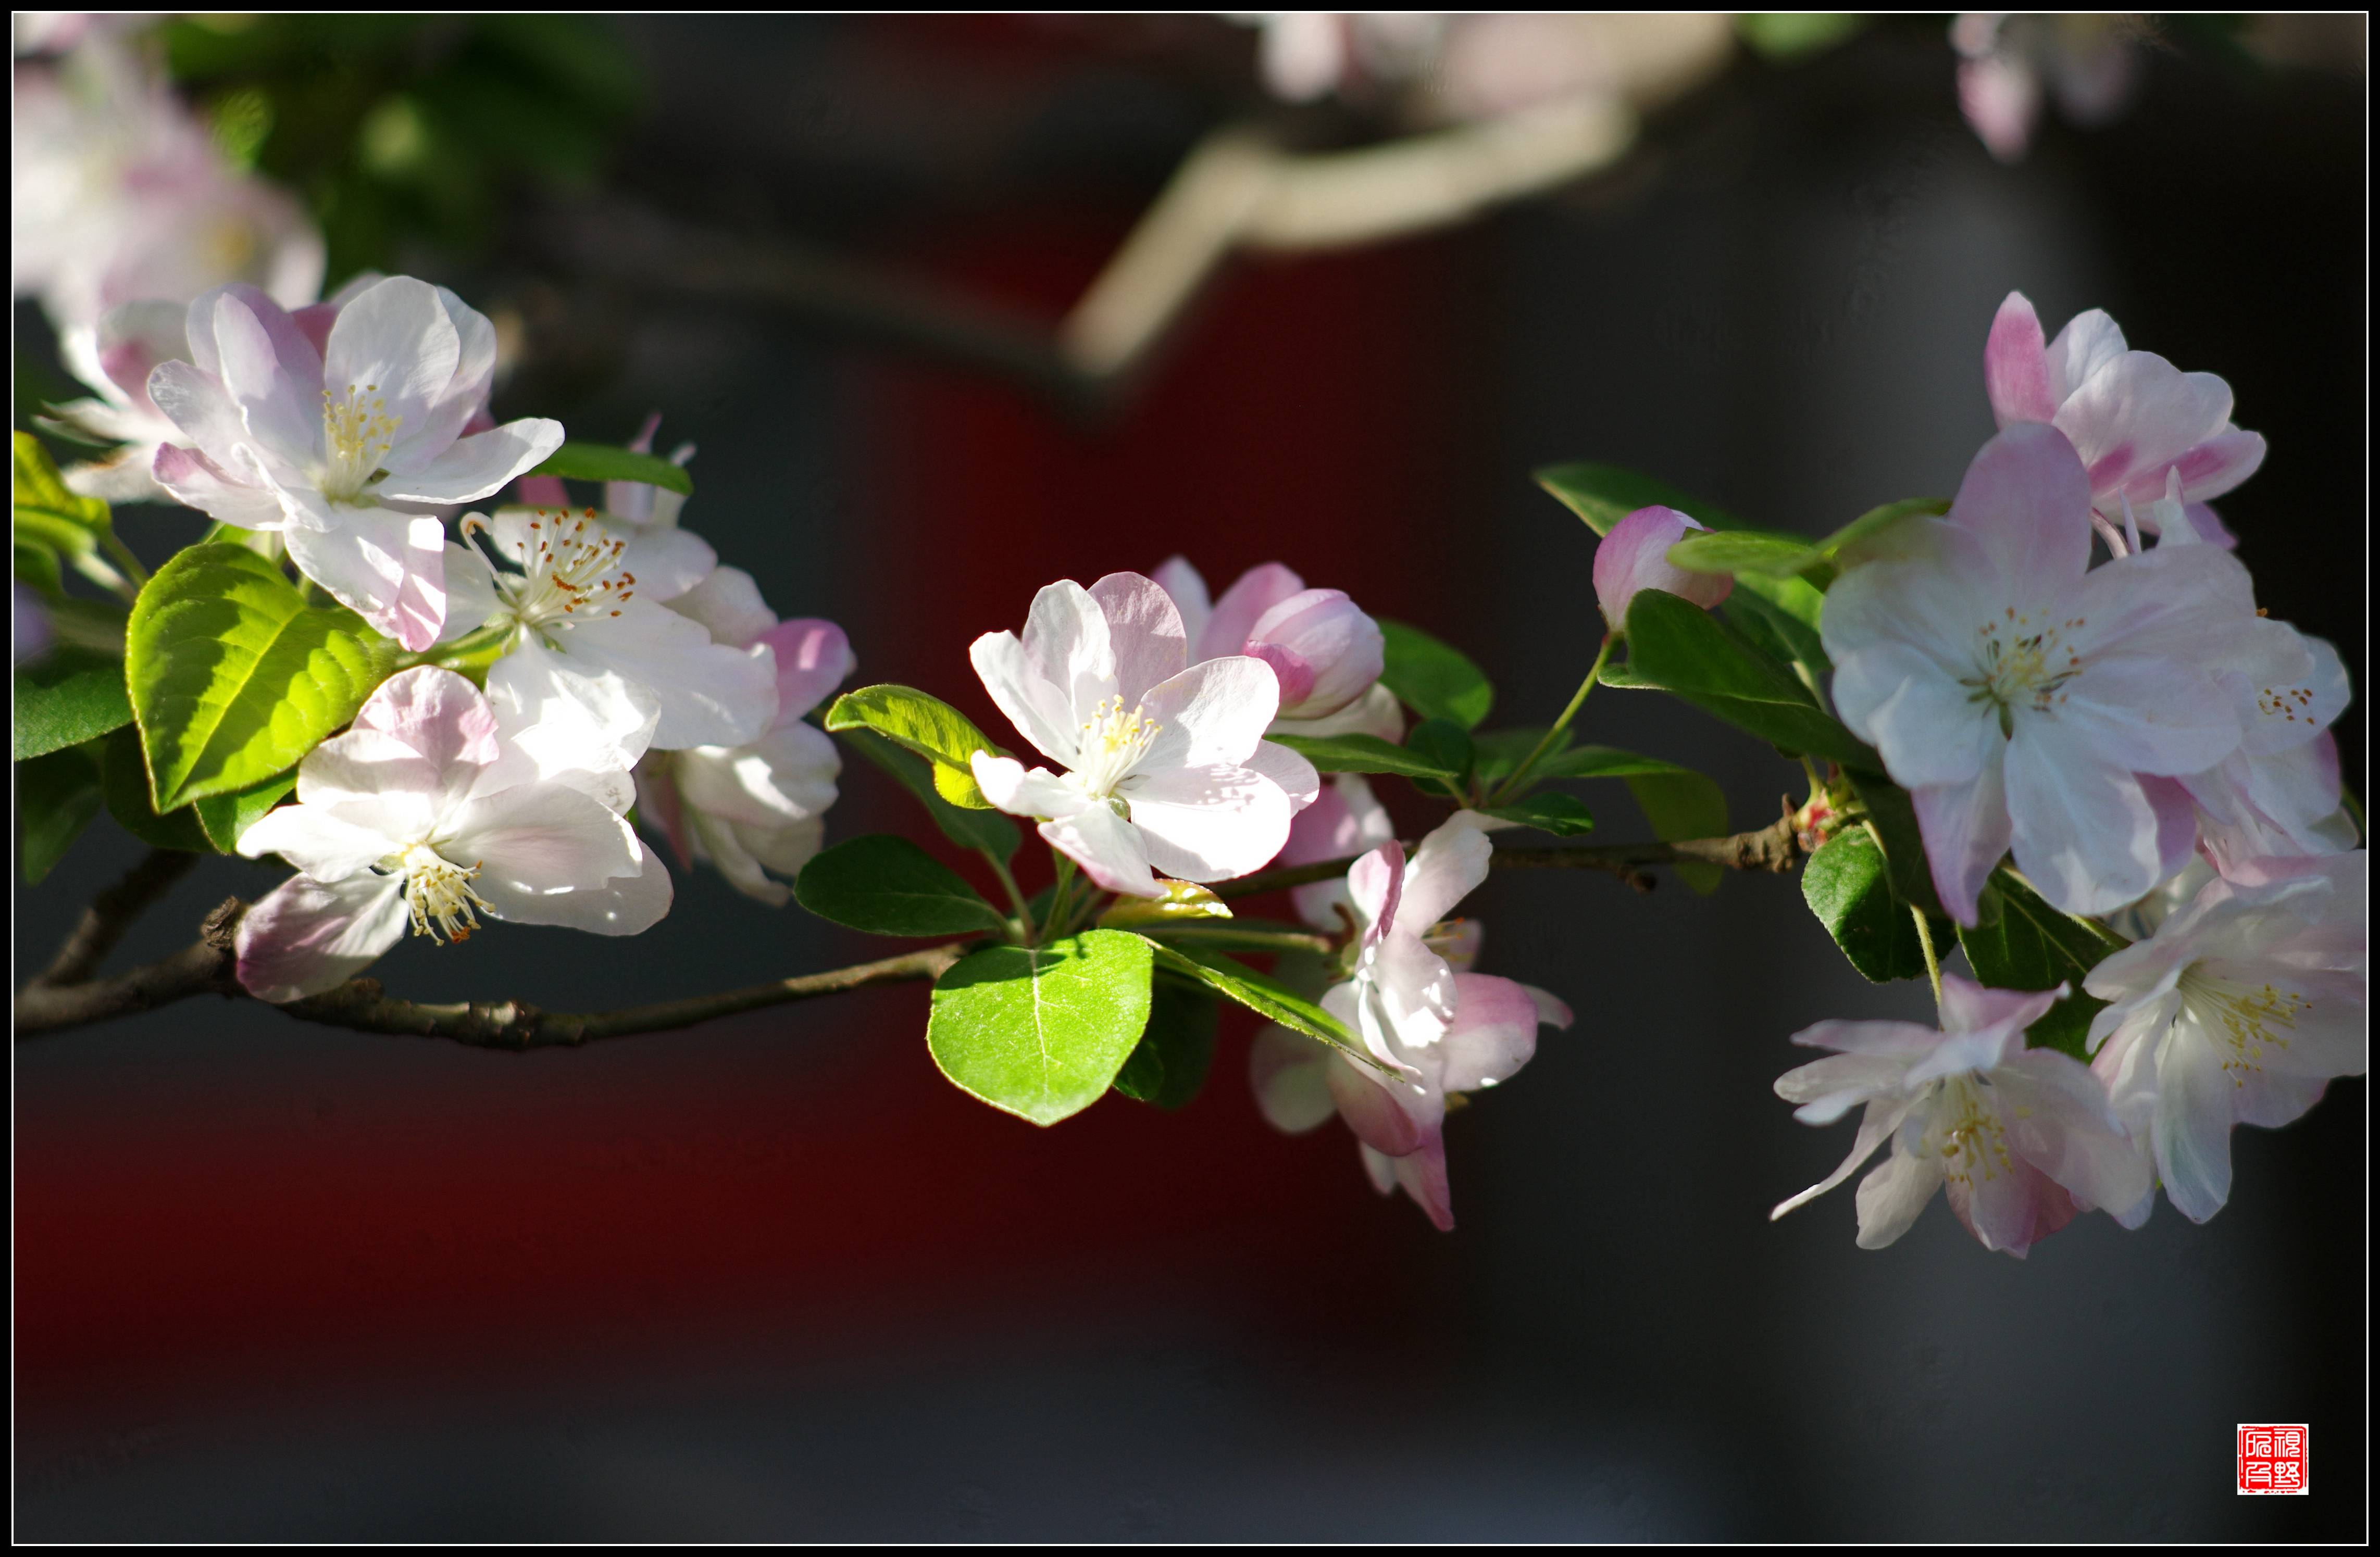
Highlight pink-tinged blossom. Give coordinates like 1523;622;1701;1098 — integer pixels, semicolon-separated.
1951;14;2140;165
2086;852;2366;1226
233;667;669;1003
1277;772;1398;931
1251;812;1572;1229
969;574;1312;899
2169;601;2354;877
147;277;562;651
12;39;321;329
637;616;854;906
47;299;187;499
1982;291;2263;546
511;412;718;605
1152;556;1386;725
444;508;779;752
1822;422;2257;924
1771;974;2150;1257
1592;504;1732;633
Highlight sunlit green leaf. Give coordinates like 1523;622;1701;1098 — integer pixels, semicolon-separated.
823;684;1006;809
526;439;693;495
927;929;1155;1126
1377;619;1493;730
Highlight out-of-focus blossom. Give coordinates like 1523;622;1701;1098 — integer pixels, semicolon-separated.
13;13;153;56
1823;423;2256;923
234;667;669;1002
1152;556;1384;728
1235;13;1734;127
14;582;52;663
149;278;562;650
1251;811;1571;1229
446;507;779;752
13;37;321;329
46;299;188;499
1772;974;2151;1257
1984;292;2264;546
1952;13;2142;164
1276;772;1398;930
969;574;1305;899
2087;853;2366;1224
637;617;853;907
1593;504;1731;633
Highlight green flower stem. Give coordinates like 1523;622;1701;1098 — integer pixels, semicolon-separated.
1488;631;1616;807
1142;925;1335;956
1039;853;1079;947
1911;903;1943;1008
98;532;149;592
983;849;1032;938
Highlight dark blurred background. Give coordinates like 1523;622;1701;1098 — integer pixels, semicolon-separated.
14;15;2365;1539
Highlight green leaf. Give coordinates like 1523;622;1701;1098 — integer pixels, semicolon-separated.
835;726;1020;862
125;545;396;811
926;928;1155;1126
1622;765;1730;897
1477;792;1596;836
1615;589;1877;767
823;684;1006;810
525;440;693;495
14;646;133;760
1534;461;1743;536
1403;718;1475;792
1738;12;1865;59
1111;984;1219;1110
16;537;63;596
1843;771;1949;920
17;743;104;884
1956;870;2121;1060
1803;830;1952;983
794;834;1011;937
1472;726;1567;787
1266;731;1459;781
1725;573;1832;694
13;431;114;560
101;726;210;852
1665;528;1823;577
193;770;301;853
1377;619;1493;730
1142;941;1397;1078
1816;497;1950;571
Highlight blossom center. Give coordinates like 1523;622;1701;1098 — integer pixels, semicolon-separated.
1961;606;2085;734
1928;1075;2011;1186
393;842;492;944
469;509;637;638
1072;695;1161;796
2177;966;2309;1079
320;381;402;501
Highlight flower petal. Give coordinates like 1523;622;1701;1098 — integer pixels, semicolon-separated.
284;507;448;652
150;441;285;530
1853;1147;1945;1249
970;631;1081;770
234;870;409;1003
969;754;1088;820
757;618;856;720
1772;1098;1908;1221
321;277;460;461
2004;720;2169;915
542;601;780;750
1995;1048;2153;1213
1197;563;1304;664
378;418;565;505
1019;580;1116;725
1249;1024;1337;1133
2055;353;2233;498
1150;556;1212;653
482;639;658;807
1087;572;1189;706
1121;761;1293;882
1244;738;1320;814
2042;307;2126;403
1983;291;2056;426
1137;655;1280;772
665;563;777;648
1438;973;1546;1092
1945;421;2092;608
1911;749;2013;926
1398;812;1492;934
2151;1030;2235;1223
1040;800;1159;898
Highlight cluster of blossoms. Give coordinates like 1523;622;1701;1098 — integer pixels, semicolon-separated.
1770;292;2363;1255
11;26;2356;1247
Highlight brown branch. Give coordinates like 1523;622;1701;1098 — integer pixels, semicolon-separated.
13;895;967;1046
30;847;199;988
1214;810;1807;901
16;811;1803;1044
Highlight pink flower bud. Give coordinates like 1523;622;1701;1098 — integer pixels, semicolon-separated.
1246;587;1385;719
1592;505;1732;633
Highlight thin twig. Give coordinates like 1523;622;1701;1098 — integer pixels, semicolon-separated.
31;847;199;987
14;898;967;1046
16;812;1804;1044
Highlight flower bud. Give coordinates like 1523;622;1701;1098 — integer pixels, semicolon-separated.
1592;504;1732;633
1246;587;1385;719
